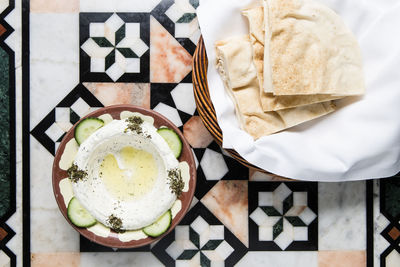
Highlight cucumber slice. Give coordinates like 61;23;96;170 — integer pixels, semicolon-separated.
157;128;183;158
74;118;104;145
143;210;172;237
67;197;97;228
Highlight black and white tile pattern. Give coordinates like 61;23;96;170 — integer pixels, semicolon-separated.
249;182;318;251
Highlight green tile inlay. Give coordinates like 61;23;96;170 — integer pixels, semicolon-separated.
117;48;138;58
176;13;196;23
69;109;80;125
177;249;198;260
201;239;223;250
189;226;200;248
200;252;210;267
92;37;113;47
190;0;199;9
261;206;281;216
273;217;283;240
0;46;10;218
115;24;125;46
283;193;293;215
105;49;115;70
383;177;400;219
285;216;307;227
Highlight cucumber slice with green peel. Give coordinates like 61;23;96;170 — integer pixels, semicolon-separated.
157;128;183;158
74;118;104;145
67;197;97;228
143;210;172;237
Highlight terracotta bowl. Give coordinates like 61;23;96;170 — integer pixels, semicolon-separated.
52;104;197;248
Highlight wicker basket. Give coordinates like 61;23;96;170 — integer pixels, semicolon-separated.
192;36;266;172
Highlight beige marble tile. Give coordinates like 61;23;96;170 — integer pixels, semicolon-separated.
318;251;366;267
249;169;292;181
183;116;214;148
31;0;79;13
201;180;249;247
84;83;150;108
31;252;80;267
150;16;192;83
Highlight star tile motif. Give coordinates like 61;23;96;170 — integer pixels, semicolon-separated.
249;182;318;251
80;13;150;82
152;202;247;266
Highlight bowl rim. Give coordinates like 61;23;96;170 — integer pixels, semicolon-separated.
52;104;197;248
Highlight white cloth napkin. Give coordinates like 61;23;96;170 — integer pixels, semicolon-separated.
197;0;400;181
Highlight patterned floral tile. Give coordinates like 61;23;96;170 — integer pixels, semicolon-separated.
80;13;150;82
151;202;247;266
248;182;318;251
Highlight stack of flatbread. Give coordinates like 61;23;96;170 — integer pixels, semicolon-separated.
215;0;365;140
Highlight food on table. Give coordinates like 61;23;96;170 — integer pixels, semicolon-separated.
59;111;191;240
262;0;365;95
143;210;172;237
215;35;335;140
242;6;342;112
214;0;365;139
74;117;105;145
157;128;183;158
67;197;97;228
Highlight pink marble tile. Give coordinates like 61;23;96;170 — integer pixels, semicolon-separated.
31;0;79;13
318;251;366;267
150;16;192;83
183;116;214;148
84;83;150;108
201;180;249;247
249;170;293;181
31;253;80;267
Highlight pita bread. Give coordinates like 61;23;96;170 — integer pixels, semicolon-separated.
215;35;335;139
262;0;365;95
242;6;343;111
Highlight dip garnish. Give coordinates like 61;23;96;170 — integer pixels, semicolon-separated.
107;214;124;232
67;164;88;183
167;168;184;197
125;116;152;139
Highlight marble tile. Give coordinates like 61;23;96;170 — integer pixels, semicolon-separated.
200;148;229;181
236;251;318;267
31;252;80;267
201;180;249;246
31;0;79;13
386;249;400;267
318;251;366;267
84;83;150;108
0;250;10;266
318;182;366;250
150;16;192;83
30;138;79;253
183;116;214;148
30;13;79;128
153;102;183;127
80;252;162;266
0;0;8;14
170;83;196;115
80;0;161;12
249;170;292;181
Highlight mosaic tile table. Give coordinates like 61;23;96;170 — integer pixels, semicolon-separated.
0;0;399;266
